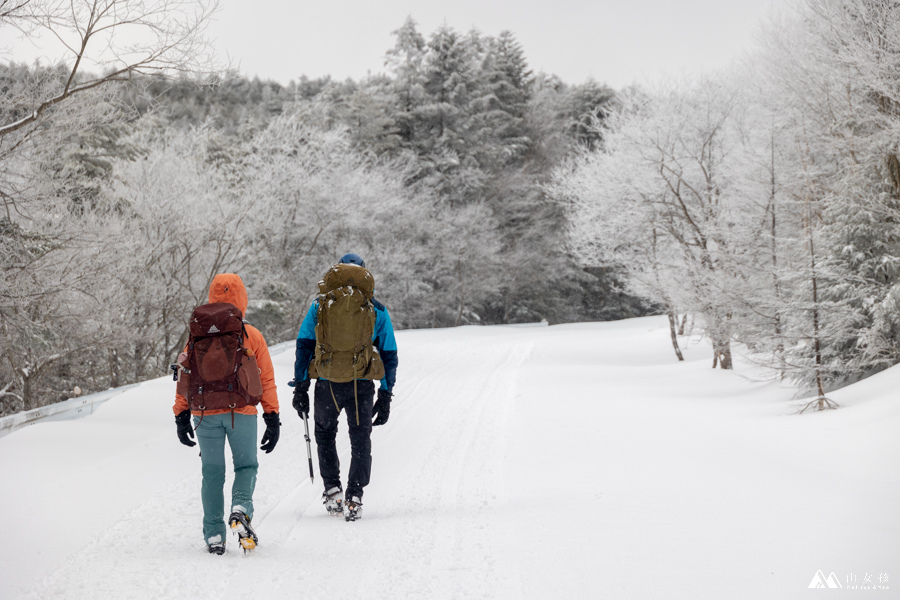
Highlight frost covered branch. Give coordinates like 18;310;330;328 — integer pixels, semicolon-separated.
0;0;219;137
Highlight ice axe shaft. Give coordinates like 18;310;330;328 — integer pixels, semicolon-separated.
301;412;314;482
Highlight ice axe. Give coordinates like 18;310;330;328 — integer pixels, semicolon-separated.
301;411;314;482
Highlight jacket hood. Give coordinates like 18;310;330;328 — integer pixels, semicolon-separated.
208;273;248;316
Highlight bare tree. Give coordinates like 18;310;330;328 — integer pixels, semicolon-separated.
0;0;218;137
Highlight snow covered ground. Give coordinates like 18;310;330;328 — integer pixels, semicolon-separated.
1;316;897;599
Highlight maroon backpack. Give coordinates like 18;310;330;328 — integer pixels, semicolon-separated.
175;302;263;413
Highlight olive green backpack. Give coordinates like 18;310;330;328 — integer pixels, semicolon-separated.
309;263;386;383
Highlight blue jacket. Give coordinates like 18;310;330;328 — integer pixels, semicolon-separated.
293;298;398;391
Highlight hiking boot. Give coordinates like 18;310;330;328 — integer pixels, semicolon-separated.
322;486;343;516
206;535;226;555
344;495;363;522
228;509;258;551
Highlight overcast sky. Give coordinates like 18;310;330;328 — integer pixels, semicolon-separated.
207;0;778;88
6;0;779;90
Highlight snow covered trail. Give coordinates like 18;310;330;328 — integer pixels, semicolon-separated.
1;317;897;600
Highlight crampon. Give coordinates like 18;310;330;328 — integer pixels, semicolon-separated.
228;510;258;552
323;486;343;516
344;496;362;522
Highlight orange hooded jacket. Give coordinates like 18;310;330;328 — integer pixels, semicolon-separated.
172;274;279;416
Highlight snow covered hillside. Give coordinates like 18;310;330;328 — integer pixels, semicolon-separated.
1;317;896;599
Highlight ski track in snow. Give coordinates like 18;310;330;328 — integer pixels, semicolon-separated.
14;328;533;600
3;318;898;600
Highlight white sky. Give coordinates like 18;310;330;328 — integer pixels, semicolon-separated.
5;0;779;90
207;0;778;88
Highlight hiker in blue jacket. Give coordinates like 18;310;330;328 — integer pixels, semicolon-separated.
290;253;398;521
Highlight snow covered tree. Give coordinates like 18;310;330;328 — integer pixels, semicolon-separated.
385;16;428;147
557;79;770;368
467;31;532;173
0;85;137;412
0;0;220;413
102;126;256;370
748;0;900;403
412;25;486;205
236;104;476;335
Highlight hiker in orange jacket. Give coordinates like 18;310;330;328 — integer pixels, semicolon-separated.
172;273;280;554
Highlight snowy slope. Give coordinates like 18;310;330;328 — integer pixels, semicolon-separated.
1;317;897;599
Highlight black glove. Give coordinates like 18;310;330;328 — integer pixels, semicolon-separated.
260;412;281;453
372;389;392;426
175;409;196;447
292;380;310;418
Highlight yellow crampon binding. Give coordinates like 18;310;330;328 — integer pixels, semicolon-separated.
236;534;256;551
228;511;258;553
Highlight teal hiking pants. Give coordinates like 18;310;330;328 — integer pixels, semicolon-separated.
193;413;258;543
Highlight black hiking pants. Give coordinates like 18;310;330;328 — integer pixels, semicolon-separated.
314;379;375;499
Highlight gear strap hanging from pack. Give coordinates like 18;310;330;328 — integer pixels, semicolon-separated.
329;381;340;413
327;379;360;426
193;407;206;432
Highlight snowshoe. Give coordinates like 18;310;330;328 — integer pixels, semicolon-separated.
322;486;343;516
344;495;363;522
228;510;258;552
206;535;226;555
